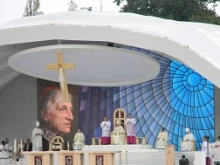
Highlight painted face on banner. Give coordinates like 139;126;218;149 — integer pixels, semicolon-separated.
43;94;74;134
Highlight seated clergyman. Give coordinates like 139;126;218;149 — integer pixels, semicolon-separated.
73;128;85;149
156;127;168;149
181;128;195;151
111;120;125;145
210;136;220;159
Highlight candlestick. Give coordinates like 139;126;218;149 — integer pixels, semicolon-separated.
21;139;23;153
67;141;70;151
14;138;17;153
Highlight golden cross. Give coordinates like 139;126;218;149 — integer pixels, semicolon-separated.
46;50;75;102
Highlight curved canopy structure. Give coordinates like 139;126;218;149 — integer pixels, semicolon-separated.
0;12;220;87
8;45;159;87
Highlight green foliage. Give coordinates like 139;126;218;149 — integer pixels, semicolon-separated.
68;0;78;11
23;0;43;17
114;0;220;25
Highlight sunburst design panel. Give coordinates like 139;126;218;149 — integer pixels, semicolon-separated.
78;47;214;150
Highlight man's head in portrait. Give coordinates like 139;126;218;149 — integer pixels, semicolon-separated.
40;87;74;135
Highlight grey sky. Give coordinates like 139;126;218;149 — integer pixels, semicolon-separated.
0;0;220;23
0;0;121;23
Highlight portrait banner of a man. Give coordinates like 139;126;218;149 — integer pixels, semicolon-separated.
37;79;79;151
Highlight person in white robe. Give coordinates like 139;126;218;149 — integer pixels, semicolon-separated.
5;138;13;164
0;141;8;165
73;128;85;149
100;117;111;145
202;136;208;156
111;120;125;145
156;127;168;149
32;121;44;151
0;141;4;165
181;127;195;151
125;114;136;144
202;136;212;165
0;143;2;165
210;136;220;162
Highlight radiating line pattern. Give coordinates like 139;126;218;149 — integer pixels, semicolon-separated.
169;60;214;150
78;46;214;150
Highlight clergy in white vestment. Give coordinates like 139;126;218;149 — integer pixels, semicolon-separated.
73;128;85;149
156;127;168;149
210;136;220;161
0;141;8;165
181;127;195;151
5;138;13;164
111;120;125;145
100;117;111;145
125;114;136;144
32;121;44;151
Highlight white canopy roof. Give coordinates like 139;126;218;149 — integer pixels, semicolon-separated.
0;12;220;88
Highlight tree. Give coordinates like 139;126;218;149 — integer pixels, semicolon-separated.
114;0;220;25
68;0;78;11
23;0;43;17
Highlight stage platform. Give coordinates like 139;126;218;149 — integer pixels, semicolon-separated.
83;144;154;151
10;145;199;165
82;145;196;165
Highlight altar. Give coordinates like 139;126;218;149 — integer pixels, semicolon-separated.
87;151;115;165
19;146;206;165
22;150;116;165
22;151;54;165
57;151;84;165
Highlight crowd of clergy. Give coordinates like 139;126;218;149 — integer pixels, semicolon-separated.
156;127;220;164
101;115;220;164
0;137;33;165
0;138;13;165
1;116;220;164
32;121;85;151
101;114;136;145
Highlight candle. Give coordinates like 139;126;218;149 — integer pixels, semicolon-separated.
21;139;23;153
14;139;17;153
67;141;70;150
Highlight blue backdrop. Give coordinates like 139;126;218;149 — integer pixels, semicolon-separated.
78;46;214;150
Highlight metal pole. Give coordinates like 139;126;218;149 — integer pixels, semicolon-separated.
14;151;17;165
20;152;22;165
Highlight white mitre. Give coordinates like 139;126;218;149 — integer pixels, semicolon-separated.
185;127;190;132
36;121;40;127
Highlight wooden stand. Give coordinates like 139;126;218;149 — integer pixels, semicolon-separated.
22;151;54;165
92;138;101;145
165;145;175;165
88;151;115;165
57;151;84;165
136;137;146;144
